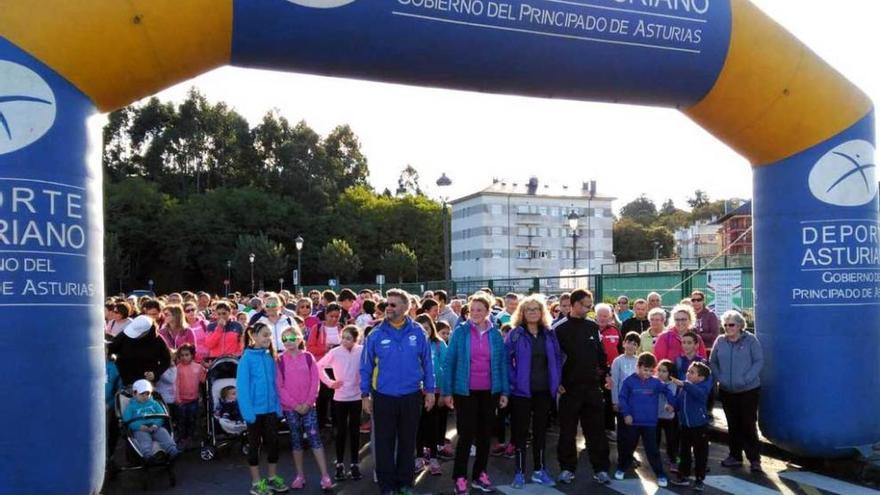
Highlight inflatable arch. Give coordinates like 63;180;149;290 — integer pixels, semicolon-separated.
0;0;877;492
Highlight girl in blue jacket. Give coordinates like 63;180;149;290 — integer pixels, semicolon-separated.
237;323;286;495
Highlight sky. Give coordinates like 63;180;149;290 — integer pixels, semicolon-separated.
149;1;879;214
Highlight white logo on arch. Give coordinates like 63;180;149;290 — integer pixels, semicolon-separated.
808;139;877;207
287;0;357;8
0;60;56;155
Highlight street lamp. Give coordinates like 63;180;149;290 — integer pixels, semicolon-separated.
436;173;453;282
248;252;255;294
225;259;232;296
295;235;304;295
653;240;663;260
568;211;580;270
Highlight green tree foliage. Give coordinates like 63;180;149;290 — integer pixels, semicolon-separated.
320;239;362;283
619;195;658;226
233;234;291;292
381;243;419;283
102;90;443;293
612;219;674;262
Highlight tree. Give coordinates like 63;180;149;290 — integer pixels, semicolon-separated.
104;233;130;295
613;219;674;262
396;164;422;196
619;195;658;226
687;190;711;209
232;234;290;292
381;243;419;283
319;239;362;283
660;199;677;215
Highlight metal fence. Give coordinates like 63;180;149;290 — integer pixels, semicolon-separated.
301;261;754;321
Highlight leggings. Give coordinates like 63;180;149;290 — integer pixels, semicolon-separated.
246;413;280;466
332;399;362;465
453;391;496;480
657;417;679;464
417;394;442;457
510;393;552;473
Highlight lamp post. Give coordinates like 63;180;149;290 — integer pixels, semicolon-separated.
436;173;452;282
225;259;232;296
295;235;304;295
653;240;662;260
568;211;580;270
248;252;255;294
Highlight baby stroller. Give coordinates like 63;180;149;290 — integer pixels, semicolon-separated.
200;356;249;460
109;387;177;489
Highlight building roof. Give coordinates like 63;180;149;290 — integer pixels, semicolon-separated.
714;200;752;224
450;178;616;205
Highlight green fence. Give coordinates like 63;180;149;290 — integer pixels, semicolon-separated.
300;262;754;320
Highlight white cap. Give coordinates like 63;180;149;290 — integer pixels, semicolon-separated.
132;379;153;395
123;315;153;339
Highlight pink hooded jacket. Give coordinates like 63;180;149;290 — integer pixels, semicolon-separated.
275;350;320;411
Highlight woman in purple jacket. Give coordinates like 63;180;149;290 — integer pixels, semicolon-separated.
505;295;563;489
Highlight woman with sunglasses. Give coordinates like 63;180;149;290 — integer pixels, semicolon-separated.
256;293;297;352
690;291;720;356
184;302;209;363
653;305;707;364
710;311;763;472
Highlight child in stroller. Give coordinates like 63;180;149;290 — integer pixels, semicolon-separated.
216;385;247;433
123;379;180;462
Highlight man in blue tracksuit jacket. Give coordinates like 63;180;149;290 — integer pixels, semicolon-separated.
361;289;435;495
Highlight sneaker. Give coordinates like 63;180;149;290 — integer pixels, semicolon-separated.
267;475;289;493
721;456;743;468
693;479;705;491
511;471;525;489
471;472;495;493
491;443;509;456
289;475;305;490
320;476;333;490
670;475;691;486
531;469;555;486
454;477;469;495
349;464;362;480
657;476;669;488
503;443;516;459
593;471;611;485
558;470;575;484
250;479;271;495
613;470;625;481
335;463;347;481
414;457;426;473
359;421;371;434
429;458;442;476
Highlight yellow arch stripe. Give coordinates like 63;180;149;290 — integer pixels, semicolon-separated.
685;0;872;167
0;0;232;112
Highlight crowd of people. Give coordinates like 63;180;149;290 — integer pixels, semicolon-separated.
104;286;763;495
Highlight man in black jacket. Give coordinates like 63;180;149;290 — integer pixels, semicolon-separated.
553;289;611;485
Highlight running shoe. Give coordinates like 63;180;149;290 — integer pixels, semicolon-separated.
267;475;289;493
511;471;525;489
531;469;555;486
471;472;495;493
558;470;575;484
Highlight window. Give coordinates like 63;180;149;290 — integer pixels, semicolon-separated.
492;249;504;258
517;227;528;236
551;207;559;217
492;226;503;236
518;250;530;259
517;204;529;214
539;206;547;215
491;204;502;215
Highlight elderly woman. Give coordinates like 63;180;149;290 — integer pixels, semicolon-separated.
639;307;667;353
710;310;763;471
653;305;707;363
442;292;510;495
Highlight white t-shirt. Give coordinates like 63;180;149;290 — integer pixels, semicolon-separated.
324;325;340;346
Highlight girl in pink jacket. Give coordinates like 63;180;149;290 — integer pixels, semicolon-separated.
276;327;332;490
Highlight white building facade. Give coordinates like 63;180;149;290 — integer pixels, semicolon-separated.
450;178;615;282
674;221;722;259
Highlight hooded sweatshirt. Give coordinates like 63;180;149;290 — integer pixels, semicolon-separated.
236;347;281;423
709;331;763;393
618;374;676;427
675;378;713;428
317;344;363;402
276;350;320;410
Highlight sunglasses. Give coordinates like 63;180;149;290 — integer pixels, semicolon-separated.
674;318;689;322
691;298;704;302
282;334;300;343
724;323;738;328
387;303;398;308
265;303;280;309
185;308;196;313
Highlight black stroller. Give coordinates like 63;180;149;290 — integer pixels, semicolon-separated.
108;387;177;489
200;356;249;460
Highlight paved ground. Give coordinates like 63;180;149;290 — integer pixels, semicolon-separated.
103;413;879;495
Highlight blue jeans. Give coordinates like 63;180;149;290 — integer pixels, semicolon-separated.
616;424;665;478
133;427;178;459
